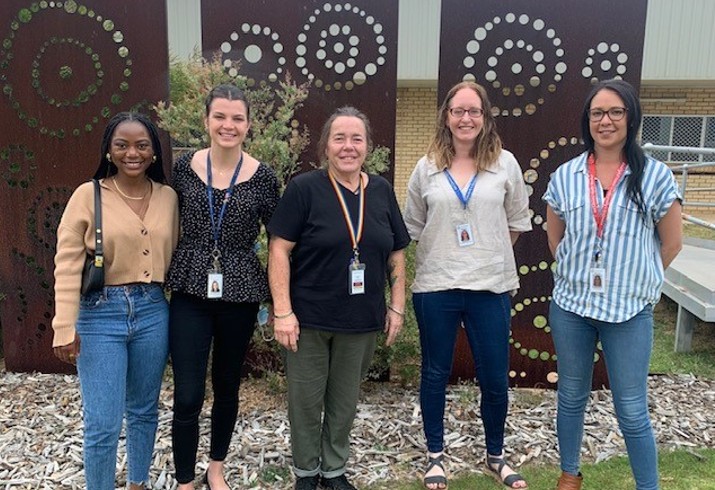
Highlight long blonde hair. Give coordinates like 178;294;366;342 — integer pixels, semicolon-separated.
426;81;502;171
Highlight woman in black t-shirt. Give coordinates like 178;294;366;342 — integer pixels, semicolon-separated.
268;106;410;490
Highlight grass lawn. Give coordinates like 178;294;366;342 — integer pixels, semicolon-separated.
367;449;715;489
373;223;715;489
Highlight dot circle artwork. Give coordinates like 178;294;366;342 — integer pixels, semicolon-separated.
294;2;388;91
27;186;73;252
220;23;286;84
1;144;36;188
10;248;53;353
32;37;104;108
509;265;557;365
0;0;132;137
581;41;629;84
461;12;566;116
526;136;582;230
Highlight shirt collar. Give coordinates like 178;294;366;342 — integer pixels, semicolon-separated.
573;151;632;176
426;158;498;176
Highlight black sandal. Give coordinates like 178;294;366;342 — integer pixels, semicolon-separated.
486;453;528;489
423;454;448;489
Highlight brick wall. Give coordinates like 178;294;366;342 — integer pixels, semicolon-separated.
394;86;438;207
640;85;715;219
393;84;715;221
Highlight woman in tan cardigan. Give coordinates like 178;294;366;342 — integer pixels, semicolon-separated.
52;112;179;490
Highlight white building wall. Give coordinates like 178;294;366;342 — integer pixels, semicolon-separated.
166;0;202;59
642;0;715;82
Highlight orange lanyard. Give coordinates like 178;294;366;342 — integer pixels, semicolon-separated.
328;172;365;262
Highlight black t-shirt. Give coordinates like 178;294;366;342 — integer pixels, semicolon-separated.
267;169;410;333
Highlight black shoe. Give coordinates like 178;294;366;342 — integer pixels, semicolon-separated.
320;475;357;490
294;474;320;490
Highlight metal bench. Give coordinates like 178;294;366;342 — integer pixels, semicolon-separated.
661;238;715;352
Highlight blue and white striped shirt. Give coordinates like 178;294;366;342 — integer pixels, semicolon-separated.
543;151;680;323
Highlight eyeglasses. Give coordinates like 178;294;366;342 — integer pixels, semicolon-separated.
449;107;484;118
588;107;627;122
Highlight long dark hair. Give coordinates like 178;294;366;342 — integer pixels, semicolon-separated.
92;112;167;183
581;79;645;216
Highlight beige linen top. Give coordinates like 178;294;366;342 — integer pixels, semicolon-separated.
52;179;179;346
404;150;532;294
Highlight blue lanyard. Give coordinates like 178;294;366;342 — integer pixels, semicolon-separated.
444;169;477;209
206;151;243;247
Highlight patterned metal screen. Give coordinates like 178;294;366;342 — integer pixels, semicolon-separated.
439;0;648;388
200;0;398;175
0;0;171;373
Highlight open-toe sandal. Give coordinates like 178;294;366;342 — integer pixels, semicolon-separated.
486;453;527;489
423;454;448;489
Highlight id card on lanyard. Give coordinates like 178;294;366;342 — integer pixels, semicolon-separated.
588;154;626;295
444;169;477;247
328;172;366;295
206;151;244;299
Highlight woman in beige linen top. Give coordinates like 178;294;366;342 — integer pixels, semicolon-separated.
404;81;531;490
52;112;178;490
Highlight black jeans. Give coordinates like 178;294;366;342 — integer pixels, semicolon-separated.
169;291;258;484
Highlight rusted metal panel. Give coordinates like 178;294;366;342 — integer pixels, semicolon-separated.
440;0;648;388
0;0;171;373
200;0;399;179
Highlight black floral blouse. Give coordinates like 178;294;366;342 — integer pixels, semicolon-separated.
166;151;280;303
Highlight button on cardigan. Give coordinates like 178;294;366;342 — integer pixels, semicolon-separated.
52;179;179;347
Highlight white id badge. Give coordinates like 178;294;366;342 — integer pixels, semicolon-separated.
349;262;366;295
456;223;474;247
590;267;606;294
207;273;223;299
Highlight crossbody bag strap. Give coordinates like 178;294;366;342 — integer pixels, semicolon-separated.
92;179;104;268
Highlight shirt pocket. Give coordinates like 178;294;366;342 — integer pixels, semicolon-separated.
615;200;652;238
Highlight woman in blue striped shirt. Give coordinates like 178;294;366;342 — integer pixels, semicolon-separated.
543;79;682;490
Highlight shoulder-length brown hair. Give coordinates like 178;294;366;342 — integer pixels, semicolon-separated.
426;81;502;171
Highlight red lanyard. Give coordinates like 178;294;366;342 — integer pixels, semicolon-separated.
588;154;627;239
328;171;365;261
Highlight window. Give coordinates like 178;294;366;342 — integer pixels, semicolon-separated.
641;115;715;163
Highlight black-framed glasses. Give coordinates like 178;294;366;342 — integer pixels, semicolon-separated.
588;107;627;122
449;107;484;118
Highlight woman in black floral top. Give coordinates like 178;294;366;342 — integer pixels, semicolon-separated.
166;84;280;490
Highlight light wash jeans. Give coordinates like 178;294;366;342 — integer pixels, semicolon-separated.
413;289;511;455
549;302;658;490
76;283;169;490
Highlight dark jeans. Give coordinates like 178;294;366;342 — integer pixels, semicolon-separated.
413;289;511;455
169;291;258;484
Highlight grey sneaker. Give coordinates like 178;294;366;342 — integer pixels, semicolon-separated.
295;475;320;490
320;475;357;490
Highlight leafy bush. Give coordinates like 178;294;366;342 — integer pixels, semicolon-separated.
154;51;408;381
153;51;310;185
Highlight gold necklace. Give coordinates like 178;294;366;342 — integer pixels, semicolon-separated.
113;177;149;200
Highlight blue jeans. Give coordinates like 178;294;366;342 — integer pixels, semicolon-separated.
413;290;511;455
549;302;658;490
76;284;169;490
